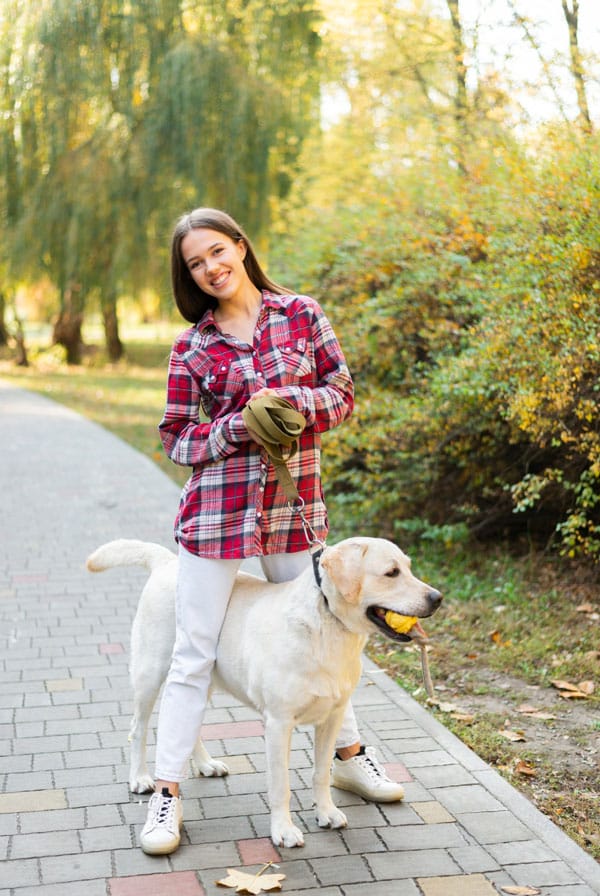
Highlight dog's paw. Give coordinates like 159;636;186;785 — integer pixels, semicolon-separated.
194;758;229;778
271;821;305;848
315;805;347;830
130;774;155;794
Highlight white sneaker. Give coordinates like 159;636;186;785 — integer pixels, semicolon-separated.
331;746;404;802
140;788;183;855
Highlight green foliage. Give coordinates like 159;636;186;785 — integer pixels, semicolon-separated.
280;134;600;562
1;0;321;337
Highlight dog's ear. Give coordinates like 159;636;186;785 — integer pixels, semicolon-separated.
321;541;368;605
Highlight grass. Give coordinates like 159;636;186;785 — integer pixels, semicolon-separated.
2;324;599;858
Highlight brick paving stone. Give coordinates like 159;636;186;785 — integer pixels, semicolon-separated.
237;836;281;865
432;784;505;814
40;849;113;884
19;807;85;833
45;677;84;691
0;788;67;813
449;845;501;873
112;848;171;877
412;800;455;824
169;840;241;871
108;870;205;896
344;884;420;896
487;838;562;864
80;823;133;852
310;853;373;886
457;810;533;844
402;749;457;768
378;822;467;852
509;860;583;887
1;857;41;888
412;764;477;789
341;827;387;855
201;792;269;819
542;887;599;895
16;882;108;896
367;848;462;880
11;828;81;859
417;873;498;895
201;720;264;739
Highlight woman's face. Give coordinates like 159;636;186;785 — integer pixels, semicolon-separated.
181;227;252;305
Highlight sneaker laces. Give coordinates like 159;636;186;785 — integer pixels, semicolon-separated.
357;746;393;782
151;789;177;826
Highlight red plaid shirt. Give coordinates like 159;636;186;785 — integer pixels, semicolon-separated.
159;291;354;558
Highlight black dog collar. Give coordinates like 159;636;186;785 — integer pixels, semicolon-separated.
311;547;327;605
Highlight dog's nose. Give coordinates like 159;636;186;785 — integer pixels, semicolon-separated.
427;589;443;611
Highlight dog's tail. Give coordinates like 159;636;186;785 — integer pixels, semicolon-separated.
86;539;175;574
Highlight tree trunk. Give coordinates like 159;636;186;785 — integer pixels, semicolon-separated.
14;316;29;367
446;0;469;175
102;301;124;362
561;0;592;134
0;292;10;346
53;283;85;364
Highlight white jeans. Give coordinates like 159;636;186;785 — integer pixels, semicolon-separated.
154;545;360;782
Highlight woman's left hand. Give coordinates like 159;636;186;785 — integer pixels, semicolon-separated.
249;387;279;402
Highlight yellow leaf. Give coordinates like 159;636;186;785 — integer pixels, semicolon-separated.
217;865;286;895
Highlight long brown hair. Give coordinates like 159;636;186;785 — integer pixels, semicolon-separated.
170;208;291;324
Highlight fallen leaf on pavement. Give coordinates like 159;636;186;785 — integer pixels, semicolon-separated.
499;728;526;742
576;602;595;613
514;759;537;777
551;679;593;699
515;704;556;720
451;711;475;724
501;887;541;895
217;865;286;894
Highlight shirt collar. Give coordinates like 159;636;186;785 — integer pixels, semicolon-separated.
196;290;290;334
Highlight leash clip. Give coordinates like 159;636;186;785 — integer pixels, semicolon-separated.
287;496;326;551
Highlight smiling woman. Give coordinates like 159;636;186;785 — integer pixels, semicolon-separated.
135;205;408;857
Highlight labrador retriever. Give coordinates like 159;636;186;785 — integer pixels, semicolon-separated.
86;536;441;847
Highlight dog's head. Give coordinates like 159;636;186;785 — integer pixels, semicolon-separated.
319;537;442;642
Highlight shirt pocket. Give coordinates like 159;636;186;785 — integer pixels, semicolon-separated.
201;361;247;410
269;337;313;385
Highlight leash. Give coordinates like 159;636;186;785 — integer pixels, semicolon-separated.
242;393;326;584
242;395;306;503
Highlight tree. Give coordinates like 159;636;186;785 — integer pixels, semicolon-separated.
4;0;321;361
561;0;593;133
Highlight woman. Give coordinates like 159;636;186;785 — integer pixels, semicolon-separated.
141;207;404;855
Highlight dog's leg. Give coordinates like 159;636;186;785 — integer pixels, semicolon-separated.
191;737;229;777
313;706;348;830
128;683;161;793
264;715;305;848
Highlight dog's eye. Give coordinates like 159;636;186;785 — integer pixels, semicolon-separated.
385;568;400;578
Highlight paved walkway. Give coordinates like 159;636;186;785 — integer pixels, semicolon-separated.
0;380;598;896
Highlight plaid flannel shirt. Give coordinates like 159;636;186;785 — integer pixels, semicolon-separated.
159;291;354;558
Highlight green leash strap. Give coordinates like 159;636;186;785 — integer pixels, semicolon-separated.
241;395;306;502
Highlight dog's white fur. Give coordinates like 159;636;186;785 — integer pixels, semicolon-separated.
86;536;441;848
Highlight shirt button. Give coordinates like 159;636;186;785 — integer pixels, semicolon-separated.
257;511;262;518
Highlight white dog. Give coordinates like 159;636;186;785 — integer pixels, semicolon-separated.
86;537;442;847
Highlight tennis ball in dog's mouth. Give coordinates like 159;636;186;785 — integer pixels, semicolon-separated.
384;611;418;634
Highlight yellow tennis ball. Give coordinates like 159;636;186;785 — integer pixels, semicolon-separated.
384;611;418;634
